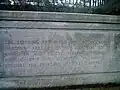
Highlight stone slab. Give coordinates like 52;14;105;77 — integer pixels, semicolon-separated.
0;29;120;88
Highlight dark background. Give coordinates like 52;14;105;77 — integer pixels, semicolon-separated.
0;0;120;15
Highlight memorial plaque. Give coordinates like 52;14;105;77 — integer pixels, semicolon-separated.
0;29;110;76
1;10;120;88
0;29;120;88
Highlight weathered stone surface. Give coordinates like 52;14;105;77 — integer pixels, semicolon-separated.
1;21;120;29
0;11;120;88
0;29;111;76
0;28;120;88
0;10;120;23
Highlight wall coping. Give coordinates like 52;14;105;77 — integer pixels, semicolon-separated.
0;10;120;24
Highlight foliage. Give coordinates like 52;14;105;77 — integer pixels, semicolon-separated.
0;0;120;15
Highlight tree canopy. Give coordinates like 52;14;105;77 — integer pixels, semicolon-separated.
0;0;120;15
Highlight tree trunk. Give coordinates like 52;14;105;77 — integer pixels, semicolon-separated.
93;0;95;7
89;0;91;7
83;0;85;7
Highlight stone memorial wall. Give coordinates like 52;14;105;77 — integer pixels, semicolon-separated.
0;11;120;88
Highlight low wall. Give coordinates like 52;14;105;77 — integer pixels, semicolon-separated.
0;10;120;88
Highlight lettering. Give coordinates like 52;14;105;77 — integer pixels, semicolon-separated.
1;30;109;77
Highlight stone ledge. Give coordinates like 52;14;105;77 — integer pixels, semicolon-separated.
0;10;120;24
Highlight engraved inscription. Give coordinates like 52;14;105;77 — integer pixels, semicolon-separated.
1;30;110;77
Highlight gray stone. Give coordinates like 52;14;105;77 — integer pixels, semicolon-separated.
0;11;120;88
